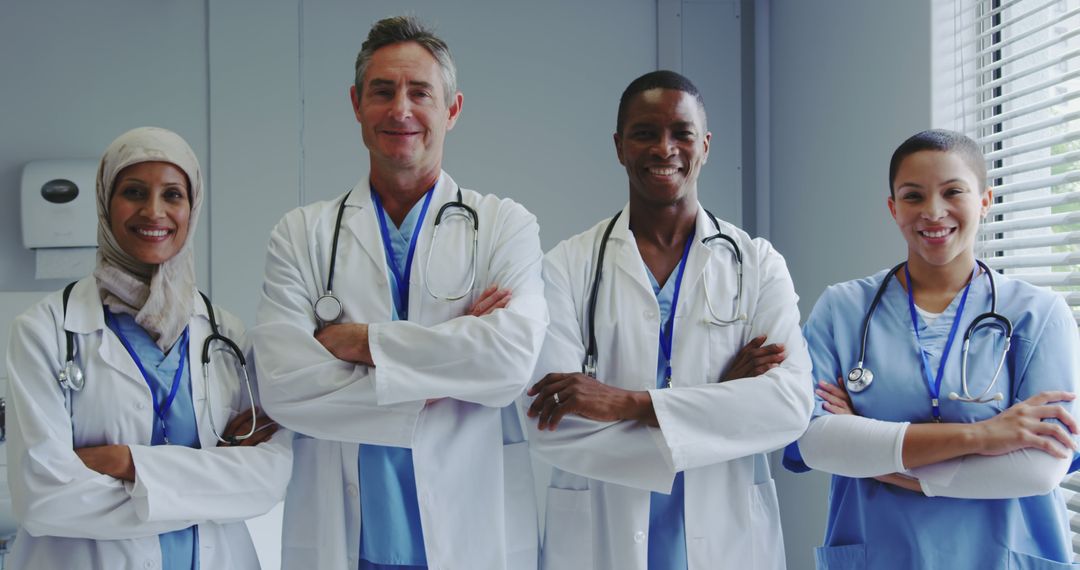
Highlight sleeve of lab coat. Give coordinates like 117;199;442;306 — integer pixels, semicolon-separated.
526;242;680;494
125;318;293;523
366;201;548;407
251;210;424;446
649;238;815;472
5;300;195;540
909;295;1079;498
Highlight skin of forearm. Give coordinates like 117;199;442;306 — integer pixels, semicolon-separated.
623;390;659;427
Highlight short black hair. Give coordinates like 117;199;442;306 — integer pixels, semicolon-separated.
888;129;987;195
616;70;707;135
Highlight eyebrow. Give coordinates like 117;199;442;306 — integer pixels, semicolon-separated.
367;78;436;90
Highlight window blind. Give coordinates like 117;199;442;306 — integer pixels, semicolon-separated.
955;0;1080;559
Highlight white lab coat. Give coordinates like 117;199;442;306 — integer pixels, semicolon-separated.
251;171;548;570
529;205;814;570
5;276;293;570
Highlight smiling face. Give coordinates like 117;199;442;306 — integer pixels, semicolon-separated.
614;88;710;207
888;150;991;272
108;161;191;265
350;41;462;185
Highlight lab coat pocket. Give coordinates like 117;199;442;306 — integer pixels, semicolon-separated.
504;441;539;570
813;543;866;569
749;479;785;570
1008;550;1080;569
541;487;592;570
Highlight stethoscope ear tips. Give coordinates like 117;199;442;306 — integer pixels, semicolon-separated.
948;392;960;400
992;393;1004;401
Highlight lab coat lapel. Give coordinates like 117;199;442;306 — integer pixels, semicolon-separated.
610;204;656;299
680;207;715;318
407;172;457;325
66;278;146;391
342;184;389;281
188;294;214;447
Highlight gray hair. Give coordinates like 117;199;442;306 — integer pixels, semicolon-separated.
354;16;458;105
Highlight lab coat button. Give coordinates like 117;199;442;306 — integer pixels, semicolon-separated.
347;484;359;497
136;402;146;410
644;310;656;320
143;560;156;569
633;530;646;543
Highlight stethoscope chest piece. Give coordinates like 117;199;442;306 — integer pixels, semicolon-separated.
59;360;84;392
314;293;343;323
846;366;872;393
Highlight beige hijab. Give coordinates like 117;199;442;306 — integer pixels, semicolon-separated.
93;127;203;351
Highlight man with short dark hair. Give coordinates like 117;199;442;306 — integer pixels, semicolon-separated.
252;16;547;570
527;70;812;570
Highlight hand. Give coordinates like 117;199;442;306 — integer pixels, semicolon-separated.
314;323;372;365
527;372;654;430
467;285;511;317
817;376;855;415
217;406;280;447
973;391;1078;459
720;335;786;381
75;445;135;482
873;472;924;493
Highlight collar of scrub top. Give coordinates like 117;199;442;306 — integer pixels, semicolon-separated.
657;230;695;388
904;263;976;422
583;205;731;378
105;307;190;444
370;183;436;320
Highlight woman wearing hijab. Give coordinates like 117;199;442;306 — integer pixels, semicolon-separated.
5;127;292;569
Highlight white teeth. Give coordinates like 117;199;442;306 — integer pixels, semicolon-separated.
920;228;951;238
136;229;169;238
649;167;678;176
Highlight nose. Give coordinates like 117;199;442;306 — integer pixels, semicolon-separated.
650;133;677;159
389;91;412;120
141;194;166;218
921;195;947;221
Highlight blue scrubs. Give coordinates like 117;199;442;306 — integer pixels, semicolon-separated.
645;265;688;570
792;267;1079;569
358;191;430;570
106;312;200;570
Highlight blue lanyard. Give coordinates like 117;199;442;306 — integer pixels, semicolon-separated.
371;186;435;319
105;309;189;444
659;232;695;388
904;264;974;421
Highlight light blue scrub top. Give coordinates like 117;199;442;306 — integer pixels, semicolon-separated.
788;268;1079;570
106;312;199;570
358;194;429;570
645;266;688;570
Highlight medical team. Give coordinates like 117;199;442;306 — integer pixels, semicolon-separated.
4;13;1077;570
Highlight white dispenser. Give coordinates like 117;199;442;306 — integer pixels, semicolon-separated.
20;160;98;279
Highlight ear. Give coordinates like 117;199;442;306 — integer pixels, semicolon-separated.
445;92;464;131
349;85;363;123
887;194;898;222
980;187;993;217
614;132;625;166
701;131;711;165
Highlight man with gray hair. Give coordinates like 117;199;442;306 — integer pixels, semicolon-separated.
251;15;547;570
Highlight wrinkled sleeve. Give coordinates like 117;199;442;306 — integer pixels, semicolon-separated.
526;243;678;493
126;319;293;523
649;239;814;473
251;212;424;446
6;302;194;539
367;203;548;407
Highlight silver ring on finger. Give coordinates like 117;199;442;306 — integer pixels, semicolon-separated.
553;392;561;405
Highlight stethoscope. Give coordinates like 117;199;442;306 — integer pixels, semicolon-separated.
582;209;745;377
846;259;1012;405
57;282;260;445
313;186;479;323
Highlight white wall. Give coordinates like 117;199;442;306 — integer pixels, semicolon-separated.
766;1;931;569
